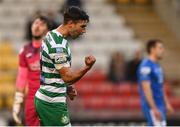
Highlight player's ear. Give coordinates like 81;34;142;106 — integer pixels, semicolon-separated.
67;20;75;28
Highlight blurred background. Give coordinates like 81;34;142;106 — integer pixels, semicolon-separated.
0;0;180;126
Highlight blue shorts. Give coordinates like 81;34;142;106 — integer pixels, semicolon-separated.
142;105;166;126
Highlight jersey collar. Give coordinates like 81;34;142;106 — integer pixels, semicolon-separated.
52;29;63;37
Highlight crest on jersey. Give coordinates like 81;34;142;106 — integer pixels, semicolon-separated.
26;53;32;58
60;114;69;124
140;67;151;76
56;47;63;53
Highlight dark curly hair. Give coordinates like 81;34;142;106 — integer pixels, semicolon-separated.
63;6;89;24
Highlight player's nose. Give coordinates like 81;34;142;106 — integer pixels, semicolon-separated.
82;29;86;34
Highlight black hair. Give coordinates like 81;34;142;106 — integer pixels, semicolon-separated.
63;6;89;24
146;39;162;54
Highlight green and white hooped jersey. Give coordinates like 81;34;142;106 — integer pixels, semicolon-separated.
35;29;72;103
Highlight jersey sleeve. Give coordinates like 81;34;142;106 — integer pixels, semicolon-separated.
19;47;28;67
139;64;151;81
49;47;70;70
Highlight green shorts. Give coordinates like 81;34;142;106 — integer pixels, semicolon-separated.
34;97;71;126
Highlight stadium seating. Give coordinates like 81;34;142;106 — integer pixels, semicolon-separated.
0;42;17;109
0;0;142;72
69;69;180;121
0;42;18;71
0;0;64;44
114;2;180;80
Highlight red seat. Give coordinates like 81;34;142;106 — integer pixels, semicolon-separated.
76;82;114;96
80;69;107;82
81;96;141;111
128;97;141;110
169;97;180;110
164;83;172;96
113;84;132;97
73;77;179;114
82;96;106;109
131;85;140;97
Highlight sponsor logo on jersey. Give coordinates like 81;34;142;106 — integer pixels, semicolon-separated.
54;53;67;64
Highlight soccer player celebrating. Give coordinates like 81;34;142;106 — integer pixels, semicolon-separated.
34;6;96;126
137;39;174;126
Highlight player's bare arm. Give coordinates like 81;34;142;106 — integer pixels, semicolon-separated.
58;55;96;84
13;66;28;125
142;80;161;121
163;87;174;115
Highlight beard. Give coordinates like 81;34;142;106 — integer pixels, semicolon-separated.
69;29;80;39
158;56;163;60
32;35;42;40
71;35;79;39
157;55;163;60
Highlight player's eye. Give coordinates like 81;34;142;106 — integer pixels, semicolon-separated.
81;25;86;28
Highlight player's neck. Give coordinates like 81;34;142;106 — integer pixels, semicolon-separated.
149;55;158;63
56;25;68;38
32;39;41;48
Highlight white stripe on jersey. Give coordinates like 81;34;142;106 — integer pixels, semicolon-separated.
67;47;71;56
40;85;67;93
61;39;67;49
42;66;59;74
42;55;53;64
44;77;65;84
48;32;67;48
42;40;49;53
35;91;66;103
47;32;57;47
52;29;63;37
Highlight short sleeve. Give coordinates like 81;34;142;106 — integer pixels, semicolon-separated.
49;47;70;70
19;47;28;67
139;65;151;81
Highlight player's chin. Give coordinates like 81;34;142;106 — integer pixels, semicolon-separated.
72;35;80;39
32;34;42;38
158;57;163;60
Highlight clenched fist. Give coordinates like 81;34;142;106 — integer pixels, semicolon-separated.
67;85;77;101
85;55;96;69
152;108;162;122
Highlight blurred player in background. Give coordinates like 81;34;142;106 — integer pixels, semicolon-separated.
34;6;96;126
12;16;50;126
138;39;174;126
